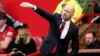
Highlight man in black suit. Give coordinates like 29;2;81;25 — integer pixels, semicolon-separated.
20;2;79;56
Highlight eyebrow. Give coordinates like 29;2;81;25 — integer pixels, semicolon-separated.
64;9;72;15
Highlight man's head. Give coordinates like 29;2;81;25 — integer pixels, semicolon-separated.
61;5;75;21
0;11;6;27
85;31;96;45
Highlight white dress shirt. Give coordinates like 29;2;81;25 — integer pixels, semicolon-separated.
60;20;70;39
34;5;37;10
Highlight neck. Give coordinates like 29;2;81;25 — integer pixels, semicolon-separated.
63;19;70;22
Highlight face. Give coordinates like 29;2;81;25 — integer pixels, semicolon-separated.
85;33;95;45
0;19;6;27
17;28;29;38
61;5;74;21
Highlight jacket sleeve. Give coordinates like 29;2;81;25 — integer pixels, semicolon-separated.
6;14;15;27
69;27;79;56
6;14;23;28
33;6;53;22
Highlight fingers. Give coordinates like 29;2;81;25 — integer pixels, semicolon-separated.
20;2;27;7
20;3;23;7
20;2;34;8
20;2;28;7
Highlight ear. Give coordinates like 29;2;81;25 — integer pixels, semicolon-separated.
71;13;75;19
71;13;74;16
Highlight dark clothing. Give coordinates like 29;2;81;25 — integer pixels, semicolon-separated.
6;15;15;27
11;52;26;56
85;39;100;49
93;17;100;23
34;7;79;56
94;4;100;13
5;38;36;55
6;14;24;28
83;40;100;56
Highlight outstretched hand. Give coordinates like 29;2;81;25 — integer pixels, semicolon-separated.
20;2;35;9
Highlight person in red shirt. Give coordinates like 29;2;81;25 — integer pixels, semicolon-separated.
0;11;15;53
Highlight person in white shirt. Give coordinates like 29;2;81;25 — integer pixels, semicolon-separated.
20;2;79;56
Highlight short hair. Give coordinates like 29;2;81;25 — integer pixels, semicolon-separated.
0;11;7;20
86;31;96;38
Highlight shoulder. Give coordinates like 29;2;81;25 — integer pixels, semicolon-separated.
95;39;100;44
70;21;79;30
30;38;35;43
53;13;61;16
6;25;15;38
53;13;61;20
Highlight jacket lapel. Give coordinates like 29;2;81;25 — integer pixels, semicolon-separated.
65;20;74;37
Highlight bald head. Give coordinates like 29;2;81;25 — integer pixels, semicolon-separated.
61;5;75;21
64;5;75;15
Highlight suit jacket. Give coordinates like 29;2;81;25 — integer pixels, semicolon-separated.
34;6;79;56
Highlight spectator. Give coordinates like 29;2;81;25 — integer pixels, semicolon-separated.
84;31;100;49
0;11;15;53
6;24;36;55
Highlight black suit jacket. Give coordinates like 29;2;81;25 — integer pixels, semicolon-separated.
34;6;79;56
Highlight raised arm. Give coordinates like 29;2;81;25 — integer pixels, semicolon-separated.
20;2;53;22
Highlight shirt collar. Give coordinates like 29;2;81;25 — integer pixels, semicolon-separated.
0;24;7;32
62;19;70;25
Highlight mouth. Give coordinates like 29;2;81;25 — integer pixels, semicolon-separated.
61;15;63;19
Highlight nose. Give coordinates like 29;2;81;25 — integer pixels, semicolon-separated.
63;11;66;15
86;40;89;42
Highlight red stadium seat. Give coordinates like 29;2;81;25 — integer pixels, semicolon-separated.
28;37;43;56
33;37;43;51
